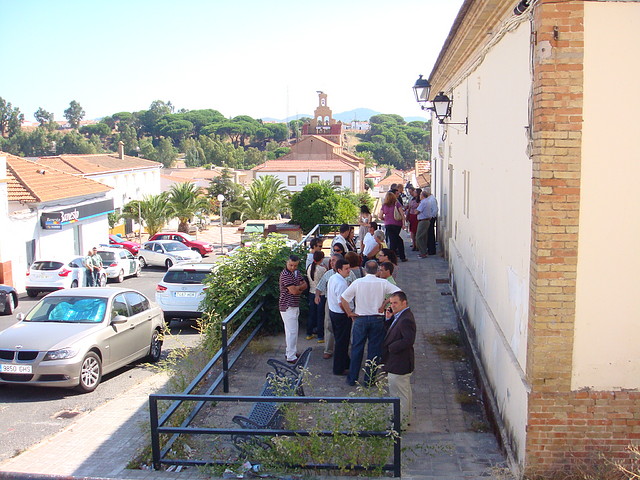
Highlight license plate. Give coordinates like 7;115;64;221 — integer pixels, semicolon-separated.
0;364;33;374
175;291;196;298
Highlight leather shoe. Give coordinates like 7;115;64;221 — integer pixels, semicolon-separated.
322;353;332;359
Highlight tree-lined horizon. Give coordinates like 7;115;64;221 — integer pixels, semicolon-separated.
0;97;430;171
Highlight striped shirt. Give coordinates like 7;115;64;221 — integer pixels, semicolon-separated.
279;268;304;311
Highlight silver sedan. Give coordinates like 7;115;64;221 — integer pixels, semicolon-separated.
0;288;164;393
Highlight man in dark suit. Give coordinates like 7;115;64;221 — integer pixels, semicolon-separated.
382;291;416;429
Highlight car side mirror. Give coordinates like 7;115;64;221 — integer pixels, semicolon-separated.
111;314;128;324
16;313;25;322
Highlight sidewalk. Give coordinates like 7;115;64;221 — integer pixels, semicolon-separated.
0;232;512;480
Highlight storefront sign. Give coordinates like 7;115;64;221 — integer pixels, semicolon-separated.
40;198;114;230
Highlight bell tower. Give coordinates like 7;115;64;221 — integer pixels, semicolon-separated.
310;91;335;134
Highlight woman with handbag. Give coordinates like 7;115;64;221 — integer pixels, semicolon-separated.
379;191;407;262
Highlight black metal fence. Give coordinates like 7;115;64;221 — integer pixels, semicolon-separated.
149;394;401;477
148;224;403;476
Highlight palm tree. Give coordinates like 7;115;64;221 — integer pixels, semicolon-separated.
168;182;209;233
122;193;172;237
229;175;289;221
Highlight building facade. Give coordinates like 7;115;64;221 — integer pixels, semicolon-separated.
253;93;365;193
426;1;640;476
1;153;113;292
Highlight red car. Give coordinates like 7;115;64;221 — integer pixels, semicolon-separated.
108;235;141;255
149;232;213;256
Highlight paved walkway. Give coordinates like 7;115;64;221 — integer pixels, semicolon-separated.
0;232;512;480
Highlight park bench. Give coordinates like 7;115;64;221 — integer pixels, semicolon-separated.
266;347;312;396
231;348;312;453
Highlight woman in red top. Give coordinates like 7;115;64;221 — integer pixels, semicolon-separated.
379;191;407;262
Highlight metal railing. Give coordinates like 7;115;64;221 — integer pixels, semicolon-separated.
149;224;403;476
150;394;401;477
154;276;271;462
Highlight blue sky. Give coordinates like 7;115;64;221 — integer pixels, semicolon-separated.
0;0;463;122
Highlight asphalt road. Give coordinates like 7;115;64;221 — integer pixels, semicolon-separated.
0;256;217;462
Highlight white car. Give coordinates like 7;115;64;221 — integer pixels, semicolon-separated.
95;247;141;283
155;263;214;325
137;240;202;269
26;257;107;298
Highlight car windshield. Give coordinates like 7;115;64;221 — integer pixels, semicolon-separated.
164;242;189;252
97;252;116;262
163;270;210;284
31;261;64;271
25;296;107;323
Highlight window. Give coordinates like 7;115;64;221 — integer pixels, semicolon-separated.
288;176;296;186
125;292;149;315
333;175;342;186
112;294;129;319
310;176;320;183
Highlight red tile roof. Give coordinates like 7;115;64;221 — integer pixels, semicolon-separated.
252;159;359;172
35;154;161;175
3;153;112;203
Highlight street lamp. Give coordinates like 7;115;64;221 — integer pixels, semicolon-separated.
217;194;225;254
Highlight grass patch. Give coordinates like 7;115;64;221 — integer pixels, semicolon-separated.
426;330;466;361
455;392;476;405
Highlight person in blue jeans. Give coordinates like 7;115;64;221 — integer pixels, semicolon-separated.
340;260;401;386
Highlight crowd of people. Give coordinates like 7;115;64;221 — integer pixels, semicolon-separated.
277;186;435;428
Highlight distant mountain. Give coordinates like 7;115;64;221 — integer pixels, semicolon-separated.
260;110;428;124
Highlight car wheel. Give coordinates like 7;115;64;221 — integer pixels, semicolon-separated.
147;331;163;363
116;269;124;283
76;352;102;393
165;259;173;269
138;256;147;268
71;280;78;288
3;295;15;315
26;289;38;298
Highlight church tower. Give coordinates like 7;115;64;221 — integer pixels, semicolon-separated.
309;91;335;133
303;91;343;144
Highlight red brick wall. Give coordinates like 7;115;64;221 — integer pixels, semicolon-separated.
527;0;637;473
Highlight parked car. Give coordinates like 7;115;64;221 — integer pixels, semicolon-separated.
25;257;107;298
95;247;141;283
0;288;163;392
0;284;18;315
156;263;215;325
137;240;202;269
148;232;213;256
108;235;141;255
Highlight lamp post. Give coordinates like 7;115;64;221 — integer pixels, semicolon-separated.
217;194;225;254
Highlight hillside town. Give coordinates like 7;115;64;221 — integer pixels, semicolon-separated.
0;1;639;480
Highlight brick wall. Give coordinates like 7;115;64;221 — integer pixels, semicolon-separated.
527;0;637;473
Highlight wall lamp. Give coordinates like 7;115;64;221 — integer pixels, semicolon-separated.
412;75;468;134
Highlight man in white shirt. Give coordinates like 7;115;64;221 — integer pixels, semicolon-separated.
340;260;400;386
330;224;350;252
326;259;353;376
424;188;438;255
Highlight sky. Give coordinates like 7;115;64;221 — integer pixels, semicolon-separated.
0;0;464;123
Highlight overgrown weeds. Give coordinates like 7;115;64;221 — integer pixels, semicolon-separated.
426;330;466;361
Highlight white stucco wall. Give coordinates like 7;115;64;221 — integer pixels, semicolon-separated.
572;2;640;390
432;21;532;463
6;200;110;293
255;171;355;192
89;168;161;209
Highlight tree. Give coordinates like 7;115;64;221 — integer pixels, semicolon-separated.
0;97;24;138
63;100;85;129
34;107;55;129
122;194;171;237
290;182;339;232
168;182;209;232
229;175;288;221
151;137;178;167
